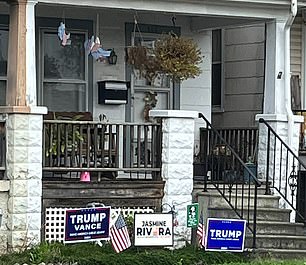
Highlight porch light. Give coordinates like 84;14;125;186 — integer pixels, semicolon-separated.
108;49;118;65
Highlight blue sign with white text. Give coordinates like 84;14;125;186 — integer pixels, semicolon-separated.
64;207;110;243
205;218;246;252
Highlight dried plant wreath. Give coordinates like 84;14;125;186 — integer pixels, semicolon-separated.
126;33;202;84
155;34;202;82
126;46;161;84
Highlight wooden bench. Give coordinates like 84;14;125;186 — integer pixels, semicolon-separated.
44;111;93;121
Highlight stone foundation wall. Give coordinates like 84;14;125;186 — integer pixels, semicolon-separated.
0;180;9;254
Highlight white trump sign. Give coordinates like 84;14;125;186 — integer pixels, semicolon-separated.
134;213;173;246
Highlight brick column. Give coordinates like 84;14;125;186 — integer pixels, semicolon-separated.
150;110;198;248
256;114;303;221
6;110;46;249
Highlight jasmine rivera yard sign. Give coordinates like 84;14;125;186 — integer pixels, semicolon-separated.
134;213;173;246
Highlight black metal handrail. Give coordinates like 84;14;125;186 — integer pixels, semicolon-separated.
199;113;261;248
258;118;306;222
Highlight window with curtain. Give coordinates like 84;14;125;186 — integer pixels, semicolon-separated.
212;29;222;109
0;28;8;106
41;30;87;111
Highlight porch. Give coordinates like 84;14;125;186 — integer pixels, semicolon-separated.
0;0;304;253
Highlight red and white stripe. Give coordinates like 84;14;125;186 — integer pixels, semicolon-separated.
110;215;131;253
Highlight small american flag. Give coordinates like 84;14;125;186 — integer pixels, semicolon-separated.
196;212;205;248
110;213;131;253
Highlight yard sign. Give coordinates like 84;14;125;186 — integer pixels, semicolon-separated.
186;203;199;228
134;213;173;246
64;207;110;243
205;218;246;252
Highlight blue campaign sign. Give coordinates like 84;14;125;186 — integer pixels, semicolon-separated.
64;207;110;243
205;218;246;252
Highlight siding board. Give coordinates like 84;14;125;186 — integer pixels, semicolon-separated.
225;61;264;78
224;94;263;111
224;25;265;45
225;43;265;61
290;15;302;77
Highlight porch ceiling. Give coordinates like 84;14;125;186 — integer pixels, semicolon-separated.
35;0;291;20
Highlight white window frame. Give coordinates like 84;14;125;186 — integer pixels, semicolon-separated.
0;26;8;105
212;29;225;112
38;28;89;111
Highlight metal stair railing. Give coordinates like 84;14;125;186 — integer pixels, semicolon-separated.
259;118;306;223
198;113;261;249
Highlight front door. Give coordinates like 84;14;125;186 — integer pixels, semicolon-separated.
130;33;173;123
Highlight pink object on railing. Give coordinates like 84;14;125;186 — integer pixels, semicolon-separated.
80;171;91;182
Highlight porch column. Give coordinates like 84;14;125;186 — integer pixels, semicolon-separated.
6;0;37;107
150;110;197;248
263;19;287;115
0;0;47;251
256;19;303;217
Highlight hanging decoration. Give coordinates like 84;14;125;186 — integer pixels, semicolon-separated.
143;91;157;122
126;17;202;84
84;36;112;62
57;22;71;46
84;13;112;62
154;33;202;82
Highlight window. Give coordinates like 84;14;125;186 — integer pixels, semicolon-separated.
0;28;8;106
40;30;88;111
212;29;223;109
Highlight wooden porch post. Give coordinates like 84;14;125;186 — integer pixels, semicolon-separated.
5;0;37;109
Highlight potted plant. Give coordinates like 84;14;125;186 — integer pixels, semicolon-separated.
45;113;85;158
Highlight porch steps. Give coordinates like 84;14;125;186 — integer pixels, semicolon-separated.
209;206;291;222
195;185;306;257
205;194;280;208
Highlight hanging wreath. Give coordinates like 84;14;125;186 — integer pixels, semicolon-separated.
126;33;202;83
126;46;162;84
155;33;202;82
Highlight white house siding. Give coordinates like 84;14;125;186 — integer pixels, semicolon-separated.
212;24;265;128
291;15;302;78
180;31;212;145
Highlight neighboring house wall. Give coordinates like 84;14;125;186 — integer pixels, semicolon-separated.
212;24;265;128
291;15;302;79
290;14;303;110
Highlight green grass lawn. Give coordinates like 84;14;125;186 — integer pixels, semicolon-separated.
0;243;306;265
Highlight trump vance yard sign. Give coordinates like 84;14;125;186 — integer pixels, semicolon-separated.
64;207;111;243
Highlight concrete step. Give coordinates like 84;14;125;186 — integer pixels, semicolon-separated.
193;183;267;195
208;207;291;222
203;193;280;208
245;235;306;250
248;221;305;236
